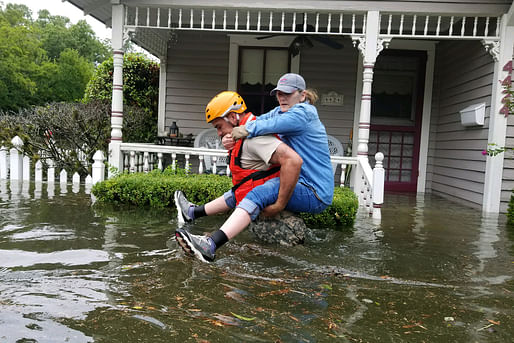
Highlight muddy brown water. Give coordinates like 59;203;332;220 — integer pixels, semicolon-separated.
1;180;513;342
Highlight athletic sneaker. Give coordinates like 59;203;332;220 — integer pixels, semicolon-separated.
175;228;215;263
174;190;194;225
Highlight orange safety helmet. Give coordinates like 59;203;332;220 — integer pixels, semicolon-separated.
205;91;247;123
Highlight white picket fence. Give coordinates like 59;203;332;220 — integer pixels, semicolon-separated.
1;135;385;219
0;136;106;186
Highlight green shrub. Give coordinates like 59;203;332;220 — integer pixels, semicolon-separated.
92;170;358;229
92;168;233;208
299;187;358;229
508;193;514;225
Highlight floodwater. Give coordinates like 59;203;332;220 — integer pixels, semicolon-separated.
0;180;513;343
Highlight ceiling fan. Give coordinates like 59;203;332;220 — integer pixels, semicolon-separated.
256;24;344;57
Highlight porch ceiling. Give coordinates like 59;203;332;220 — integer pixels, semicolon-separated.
65;1;510;57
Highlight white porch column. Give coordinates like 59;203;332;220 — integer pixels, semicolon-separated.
108;3;125;178
158;58;167;135
483;11;514;213
353;11;382;161
352;11;388;196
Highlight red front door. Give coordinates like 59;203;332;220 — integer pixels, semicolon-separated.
368;50;427;192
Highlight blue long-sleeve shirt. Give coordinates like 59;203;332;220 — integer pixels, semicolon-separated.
245;103;334;205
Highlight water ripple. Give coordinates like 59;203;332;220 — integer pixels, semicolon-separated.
0;249;112;268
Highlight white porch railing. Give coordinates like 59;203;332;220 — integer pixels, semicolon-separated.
1;137;384;219
116;143;384;218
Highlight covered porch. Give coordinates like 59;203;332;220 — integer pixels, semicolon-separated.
70;1;513;215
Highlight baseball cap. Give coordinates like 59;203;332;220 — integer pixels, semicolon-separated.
270;73;306;95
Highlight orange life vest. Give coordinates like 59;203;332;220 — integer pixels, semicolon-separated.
229;112;281;204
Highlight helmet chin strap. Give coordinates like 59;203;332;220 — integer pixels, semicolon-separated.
223;112;241;125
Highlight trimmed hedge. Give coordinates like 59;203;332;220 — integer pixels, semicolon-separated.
92;168;232;208
299;187;358;228
92;169;358;229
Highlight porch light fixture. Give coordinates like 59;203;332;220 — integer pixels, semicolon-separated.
169;121;179;137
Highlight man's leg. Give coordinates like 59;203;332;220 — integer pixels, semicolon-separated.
175;190;235;224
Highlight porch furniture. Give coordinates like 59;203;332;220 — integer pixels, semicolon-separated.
193;128;229;175
326;135;345;176
156;134;195;147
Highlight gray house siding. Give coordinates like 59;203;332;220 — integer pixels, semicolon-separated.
299;37;359;149
165;32;229;136
427;40;494;208
164;32;357;147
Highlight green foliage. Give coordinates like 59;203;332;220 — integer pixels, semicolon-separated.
299;187;359;229
0;4;44;111
35;49;94;103
0;100;155;176
92;171;359;230
84;53;159;143
0;3;109;111
34;11;110;64
0;101;111;175
92;168;233;208
508;193;514;225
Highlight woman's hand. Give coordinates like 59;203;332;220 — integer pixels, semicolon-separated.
231;126;249;140
222;133;236;150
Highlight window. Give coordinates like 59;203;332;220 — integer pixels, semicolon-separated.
371;53;424;127
238;47;289;115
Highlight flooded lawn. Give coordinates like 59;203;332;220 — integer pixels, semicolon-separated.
1;180;513;342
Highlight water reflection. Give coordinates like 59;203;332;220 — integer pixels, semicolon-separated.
0;184;512;342
413;193;427;245
0;249;111;268
22;181;30;198
475;214;500;268
9;180;22;201
0;179;7;201
47;181;55;198
34;181;42;199
60;182;68;194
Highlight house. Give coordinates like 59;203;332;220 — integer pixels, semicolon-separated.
66;0;514;214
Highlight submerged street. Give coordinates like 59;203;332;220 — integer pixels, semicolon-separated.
0;181;513;342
